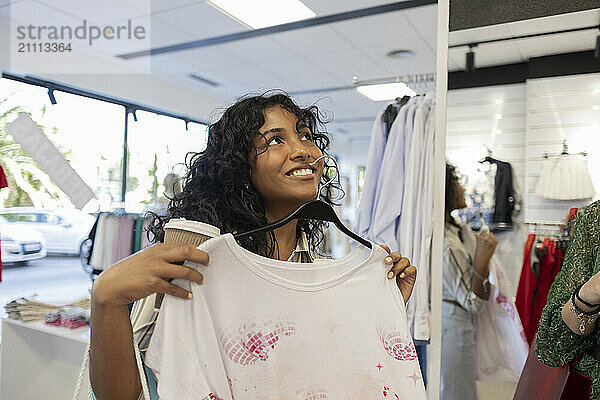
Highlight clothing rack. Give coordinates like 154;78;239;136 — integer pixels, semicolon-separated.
524;220;564;226
525;220;571;243
352;72;436;87
86;212;151;278
543;139;588;158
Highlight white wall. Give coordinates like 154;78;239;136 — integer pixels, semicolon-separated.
525;73;600;221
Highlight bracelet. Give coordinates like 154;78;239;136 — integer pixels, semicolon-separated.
575;283;600;308
472;269;488;283
570;288;600;334
570;298;600;334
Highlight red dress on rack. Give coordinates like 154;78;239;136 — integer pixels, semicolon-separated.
530;238;555;341
516;234;537;345
0;164;8;283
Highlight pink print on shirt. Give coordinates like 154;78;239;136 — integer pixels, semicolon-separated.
377;326;417;362
220;317;296;365
201;393;223;400
294;384;328;399
382;386;400;398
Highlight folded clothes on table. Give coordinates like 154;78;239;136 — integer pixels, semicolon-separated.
4;295;91;323
45;306;90;329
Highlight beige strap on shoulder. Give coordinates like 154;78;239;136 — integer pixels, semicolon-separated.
73;338;151;400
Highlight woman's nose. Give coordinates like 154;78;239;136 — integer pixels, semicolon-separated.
290;142;312;160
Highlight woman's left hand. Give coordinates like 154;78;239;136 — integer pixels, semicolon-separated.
380;244;417;304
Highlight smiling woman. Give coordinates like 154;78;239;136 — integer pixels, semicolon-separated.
147;91;341;260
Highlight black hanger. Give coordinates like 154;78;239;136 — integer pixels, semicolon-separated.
478;147;498;164
234;199;372;249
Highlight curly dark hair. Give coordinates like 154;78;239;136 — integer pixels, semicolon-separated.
445;162;460;226
147;91;343;258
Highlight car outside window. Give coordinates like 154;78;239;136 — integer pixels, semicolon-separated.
45;214;63;225
1;213;37;222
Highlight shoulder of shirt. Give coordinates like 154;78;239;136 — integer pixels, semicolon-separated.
444;222;463;249
583;200;600;218
444;222;461;235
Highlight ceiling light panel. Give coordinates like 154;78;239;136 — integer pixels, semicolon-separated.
356;82;416;102
208;0;316;29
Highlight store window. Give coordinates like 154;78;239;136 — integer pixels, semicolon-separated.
126;110;208;212
0;78;124;212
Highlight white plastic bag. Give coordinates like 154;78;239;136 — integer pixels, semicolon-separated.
462;226;529;381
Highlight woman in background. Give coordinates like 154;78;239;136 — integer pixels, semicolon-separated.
441;163;497;400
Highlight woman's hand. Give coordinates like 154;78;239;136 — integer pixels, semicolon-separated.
92;243;209;307
380;244;417;304
473;230;498;272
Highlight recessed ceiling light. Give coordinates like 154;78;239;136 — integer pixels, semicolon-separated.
495;98;504;104
494;114;502;120
593;105;600;111
594;88;600;94
386;49;415;59
208;0;316;29
356;82;416;102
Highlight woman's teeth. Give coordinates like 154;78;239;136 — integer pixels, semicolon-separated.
290;168;313;176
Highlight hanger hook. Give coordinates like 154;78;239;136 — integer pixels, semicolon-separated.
309;154;339;198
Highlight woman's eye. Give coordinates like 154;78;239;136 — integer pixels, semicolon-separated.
268;136;284;146
301;132;313;141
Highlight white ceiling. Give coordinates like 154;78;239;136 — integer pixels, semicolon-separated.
1;1;599;139
0;0;439;138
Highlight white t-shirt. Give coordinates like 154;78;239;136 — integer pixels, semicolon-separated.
145;233;426;400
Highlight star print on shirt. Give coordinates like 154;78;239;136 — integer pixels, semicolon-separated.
408;370;422;385
322;319;341;334
376;363;383;371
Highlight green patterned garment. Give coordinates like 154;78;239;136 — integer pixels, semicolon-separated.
535;200;600;398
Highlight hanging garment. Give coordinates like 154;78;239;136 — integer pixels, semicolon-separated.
371;98;432;342
535;154;595;200
368;97;416;247
516;234;537;345
401;93;435;342
530;238;566;343
487;159;517;231
356;111;388;239
89;213;145;272
146;234;426;400
382;96;411;136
